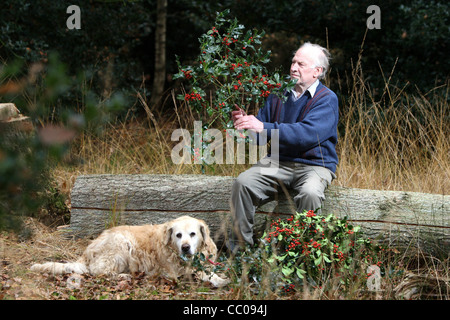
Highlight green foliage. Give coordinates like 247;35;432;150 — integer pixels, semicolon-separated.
189;210;385;296
0;132;50;231
173;10;295;172
222;0;449;94
1;0;447;109
186;210;386;296
174;10;296;129
0;55;126;231
42;185;71;225
262;210;385;292
0;0;153;96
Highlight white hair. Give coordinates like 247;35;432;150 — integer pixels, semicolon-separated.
297;42;331;80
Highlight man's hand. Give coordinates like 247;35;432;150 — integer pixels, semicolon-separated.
232;105;264;133
231;105;246;122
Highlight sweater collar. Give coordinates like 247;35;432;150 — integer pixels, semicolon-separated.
291;80;320;101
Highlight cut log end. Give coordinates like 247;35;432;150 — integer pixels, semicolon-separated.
0;103;33;134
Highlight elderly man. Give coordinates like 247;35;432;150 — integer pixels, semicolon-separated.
228;42;339;251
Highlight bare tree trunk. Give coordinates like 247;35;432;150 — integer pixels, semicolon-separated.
150;0;167;108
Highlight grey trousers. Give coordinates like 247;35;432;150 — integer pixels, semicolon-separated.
228;158;336;250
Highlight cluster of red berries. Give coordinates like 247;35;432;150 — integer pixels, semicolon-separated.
233;80;243;90
184;92;203;101
306;210;316;218
332;244;345;261
255;75;281;97
214;102;227;110
283;283;295;293
265;219;291;242
286;239;302;251
222;36;238;46
312;241;321;248
210;26;219;37
228;62;243;72
260;90;271;98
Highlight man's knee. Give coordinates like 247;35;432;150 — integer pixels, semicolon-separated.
231;173;254;200
297;183;324;200
294;182;326;211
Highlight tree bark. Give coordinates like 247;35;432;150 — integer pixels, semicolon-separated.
69;174;449;255
149;0;167;108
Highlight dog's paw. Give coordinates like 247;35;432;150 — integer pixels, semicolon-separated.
116;273;132;281
207;273;230;288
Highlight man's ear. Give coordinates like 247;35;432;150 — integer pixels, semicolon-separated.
313;66;322;79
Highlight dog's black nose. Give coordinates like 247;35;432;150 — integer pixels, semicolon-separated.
182;244;191;253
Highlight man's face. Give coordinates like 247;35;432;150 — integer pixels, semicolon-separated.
290;48;321;91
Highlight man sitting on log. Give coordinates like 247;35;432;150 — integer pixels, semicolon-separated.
228;42;339;252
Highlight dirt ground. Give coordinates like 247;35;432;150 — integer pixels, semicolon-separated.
2;218;449;300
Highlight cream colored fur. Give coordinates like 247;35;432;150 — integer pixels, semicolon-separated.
31;216;229;287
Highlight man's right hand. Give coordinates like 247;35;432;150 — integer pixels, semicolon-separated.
231;105;246;123
232;105;264;133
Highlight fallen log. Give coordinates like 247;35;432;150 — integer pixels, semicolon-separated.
69;174;449;255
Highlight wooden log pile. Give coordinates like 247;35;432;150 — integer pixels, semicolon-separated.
69;174;449;255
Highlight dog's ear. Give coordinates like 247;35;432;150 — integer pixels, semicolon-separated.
200;221;210;240
165;226;173;245
199;220;217;258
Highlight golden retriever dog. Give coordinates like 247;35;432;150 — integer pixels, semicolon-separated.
31;216;229;287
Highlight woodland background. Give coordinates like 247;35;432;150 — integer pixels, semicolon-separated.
1;0;448;110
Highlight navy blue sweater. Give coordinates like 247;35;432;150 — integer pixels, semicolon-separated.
256;81;339;173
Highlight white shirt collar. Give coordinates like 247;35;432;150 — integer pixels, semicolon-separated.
292;79;320;100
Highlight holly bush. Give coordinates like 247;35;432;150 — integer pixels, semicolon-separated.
262;209;386;293
188;209;386;296
174;10;296;129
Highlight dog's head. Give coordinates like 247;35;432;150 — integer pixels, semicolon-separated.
165;216;216;257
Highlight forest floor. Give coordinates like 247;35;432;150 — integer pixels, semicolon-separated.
1;218;449;301
0;218;236;300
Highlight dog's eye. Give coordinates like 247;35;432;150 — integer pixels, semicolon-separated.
190;232;196;237
176;233;182;239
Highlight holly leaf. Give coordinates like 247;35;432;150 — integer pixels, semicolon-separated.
282;266;294;277
314;255;323;266
296;267;306;279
